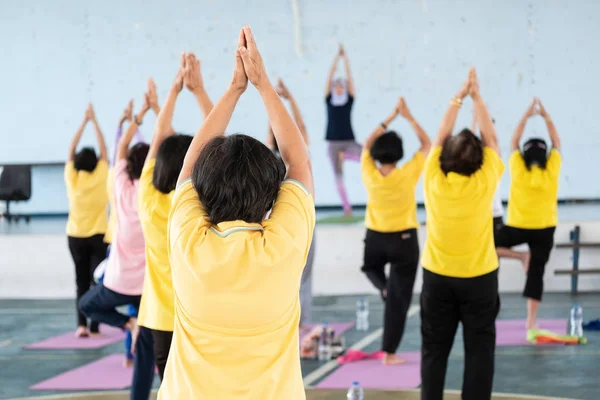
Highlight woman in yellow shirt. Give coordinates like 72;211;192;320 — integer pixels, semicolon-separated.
495;98;561;331
360;97;430;365
135;52;212;388
420;69;504;400
65;103;109;338
159;26;314;400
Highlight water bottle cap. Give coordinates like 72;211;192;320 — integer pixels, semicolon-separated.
322;322;328;327
352;381;359;386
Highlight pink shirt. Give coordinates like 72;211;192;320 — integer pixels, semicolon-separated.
103;159;146;295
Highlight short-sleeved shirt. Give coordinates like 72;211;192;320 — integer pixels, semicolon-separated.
64;159;109;238
421;146;505;278
507;149;561;229
361;150;425;232
102;159;146;296
103;168;117;244
137;159;175;331
159;179;315;400
325;94;354;141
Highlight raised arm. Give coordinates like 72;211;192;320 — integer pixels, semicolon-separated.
184;53;214;118
433;73;470;148
397;97;431;155
113;100;133;165
277;79;308;145
68;106;90;161
88;105;107;161
325;47;340;96
340;45;355;97
148;78;160;116
469;69;499;153
177;30;248;186
239;26;313;194
117;91;151;161
147;58;185;161
364;99;400;151
510;99;537;151
537;99;560;151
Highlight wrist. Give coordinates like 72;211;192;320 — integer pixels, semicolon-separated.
226;85;245;97
191;86;205;96
257;80;275;96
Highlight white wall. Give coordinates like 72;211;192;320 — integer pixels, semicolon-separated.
1;220;598;299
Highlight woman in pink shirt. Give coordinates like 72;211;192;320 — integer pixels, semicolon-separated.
78;92;150;344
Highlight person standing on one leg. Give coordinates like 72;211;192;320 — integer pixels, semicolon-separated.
360;97;430;365
325;44;361;217
79;82;152;400
267;78;314;329
495;98;561;331
136;52;212;384
420;68;504;400
65;104;109;338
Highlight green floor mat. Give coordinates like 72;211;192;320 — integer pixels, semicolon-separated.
316;215;364;225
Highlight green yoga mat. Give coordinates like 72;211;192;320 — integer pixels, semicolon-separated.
316;215;364;225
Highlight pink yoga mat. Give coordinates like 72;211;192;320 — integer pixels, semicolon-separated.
301;322;355;343
316;351;421;389
30;354;132;390
496;319;568;346
25;325;125;350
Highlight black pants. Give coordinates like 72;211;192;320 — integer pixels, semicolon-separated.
361;228;419;354
67;234;108;332
150;329;174;380
132;326;155;400
495;225;555;301
420;268;499;400
78;283;141;328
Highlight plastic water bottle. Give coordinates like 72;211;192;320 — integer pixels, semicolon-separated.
356;297;369;331
569;304;584;337
347;381;364;400
318;323;331;361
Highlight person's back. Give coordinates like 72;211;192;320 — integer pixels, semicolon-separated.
507;147;561;229
159;26;315;400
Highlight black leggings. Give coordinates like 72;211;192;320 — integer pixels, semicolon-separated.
495;225;555;301
361;228;419;354
67;234;108;331
151;329;174;380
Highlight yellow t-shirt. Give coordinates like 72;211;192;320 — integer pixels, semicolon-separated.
507;149;561;229
65;159;109;238
103;168;117;244
159;179;315;400
421;146;505;278
136;159;175;331
361;150;425;232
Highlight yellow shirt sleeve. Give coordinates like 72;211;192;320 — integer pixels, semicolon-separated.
509;150;526;178
401;151;426;185
64;161;76;190
138;159;157;212
360;149;377;184
482;147;504;182
424;146;443;181
546;148;562;177
169;180;211;249
264;180;316;259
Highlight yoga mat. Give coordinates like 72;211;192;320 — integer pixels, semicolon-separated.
25;325;125;350
301;322;355;343
496;319;567;346
30;354;132;390
316;352;421;389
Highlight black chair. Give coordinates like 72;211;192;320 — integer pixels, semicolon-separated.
0;165;32;223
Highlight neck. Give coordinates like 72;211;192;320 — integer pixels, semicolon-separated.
378;163;396;176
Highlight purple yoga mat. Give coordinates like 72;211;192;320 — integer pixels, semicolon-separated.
301;322;355;343
496;319;568;346
316;351;421;389
30;354;132;390
25;325;125;350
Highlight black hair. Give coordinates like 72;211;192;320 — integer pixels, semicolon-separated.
126;142;150;181
370;131;404;164
440;128;484;176
191;134;286;225
74;147;98;172
522;138;548;170
153;134;193;194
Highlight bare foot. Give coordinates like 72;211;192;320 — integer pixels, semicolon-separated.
75;326;89;338
126;318;139;355
123;357;134;368
382;353;405;365
520;253;531;274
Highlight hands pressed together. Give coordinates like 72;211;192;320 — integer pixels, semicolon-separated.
525;97;548;119
230;26;269;93
456;67;481;101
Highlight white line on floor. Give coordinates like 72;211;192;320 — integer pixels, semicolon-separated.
303;305;420;387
